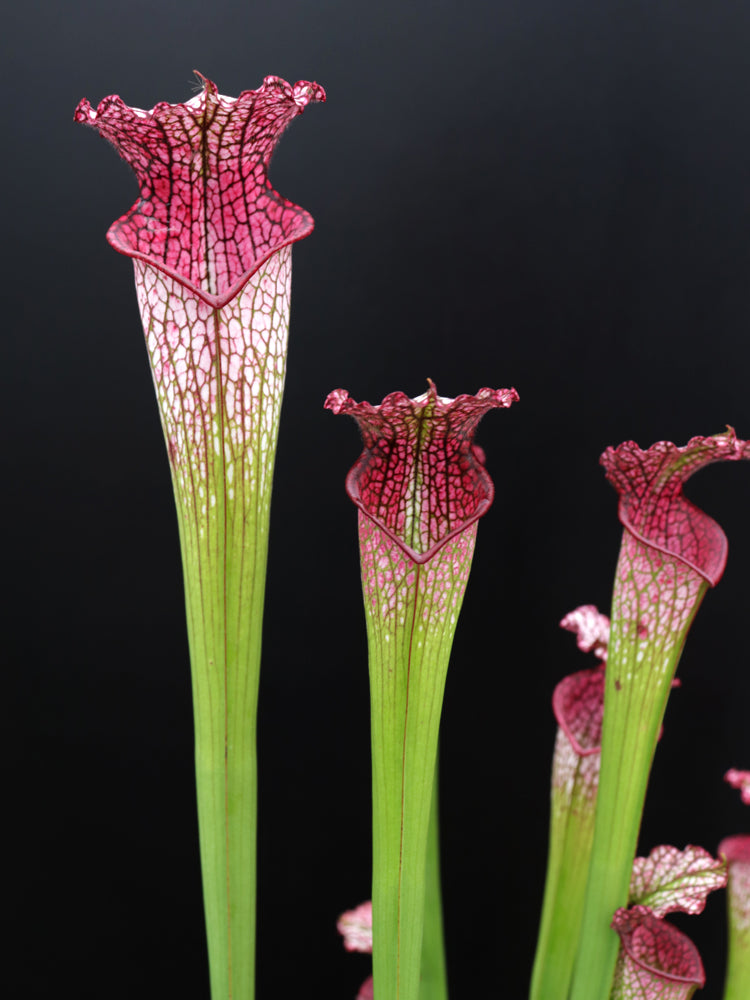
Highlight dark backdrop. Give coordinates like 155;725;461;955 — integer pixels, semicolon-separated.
6;2;750;997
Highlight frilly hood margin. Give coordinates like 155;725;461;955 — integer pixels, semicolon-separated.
601;428;750;588
325;383;519;564
75;73;325;308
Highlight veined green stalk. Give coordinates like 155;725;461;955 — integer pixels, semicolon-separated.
181;474;264;1000
137;250;294;1000
569;559;705;1000
362;516;475;1000
326;383;519;1000
336;768;447;1000
530;716;600;1000
568;430;750;1000
421;777;448;1000
530;608;609;1000
76;74;325;1000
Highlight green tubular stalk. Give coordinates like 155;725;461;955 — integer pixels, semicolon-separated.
173;328;282;1000
531;609;610;1000
76;73;326;1000
363;520;476;1000
326;382;518;1000
143;247;295;1000
178;457;270;1000
568;430;750;1000
568;541;707;1000
529;729;599;1000
421;774;448;1000
723;908;750;999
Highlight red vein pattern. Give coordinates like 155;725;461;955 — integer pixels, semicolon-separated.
602;429;750;588
553;666;605;761
610;907;705;999
134;251;291;514
358;510;477;630
75;74;324;520
552;648;606;817
629;845;727;918
555;606;610;770
601;430;750;668
75;74;325;307
325;383;518;564
551;606;609;804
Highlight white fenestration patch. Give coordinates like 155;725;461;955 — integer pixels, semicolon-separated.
135;248;292;526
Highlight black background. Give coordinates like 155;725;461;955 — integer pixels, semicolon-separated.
7;1;750;997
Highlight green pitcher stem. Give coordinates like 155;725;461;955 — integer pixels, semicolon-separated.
568;573;707;1000
368;561;445;1000
364;523;476;1000
421;773;448;1000
75;72;323;1000
137;245;296;1000
529;732;598;1000
177;471;271;1000
165;283;287;1000
328;384;516;1000
722;929;750;1000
